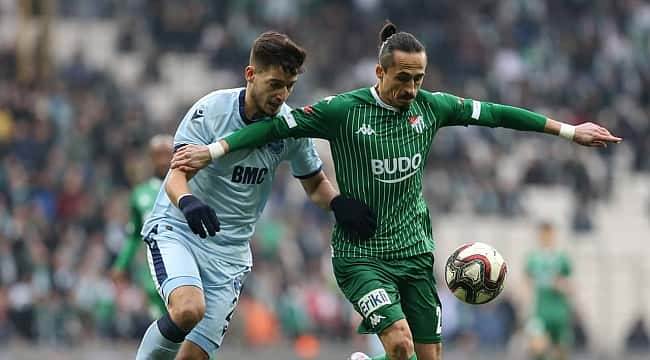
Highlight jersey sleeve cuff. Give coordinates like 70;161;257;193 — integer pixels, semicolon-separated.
293;165;323;179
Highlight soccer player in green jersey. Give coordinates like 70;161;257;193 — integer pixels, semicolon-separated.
525;222;573;360
112;134;173;319
170;22;621;360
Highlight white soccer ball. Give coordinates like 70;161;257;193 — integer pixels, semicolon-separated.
445;242;507;304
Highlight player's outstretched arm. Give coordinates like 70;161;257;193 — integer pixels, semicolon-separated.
475;101;622;146
434;93;622;146
543;118;622;147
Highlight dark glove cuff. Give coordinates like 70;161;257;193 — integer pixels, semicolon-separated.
329;195;343;211
178;194;198;210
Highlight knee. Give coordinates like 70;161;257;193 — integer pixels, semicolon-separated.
392;336;414;359
169;296;205;330
383;322;414;360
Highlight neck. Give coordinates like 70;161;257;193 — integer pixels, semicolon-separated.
244;87;264;120
374;83;408;111
374;84;391;106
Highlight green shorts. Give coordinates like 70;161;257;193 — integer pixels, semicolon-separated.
540;316;572;347
332;252;442;344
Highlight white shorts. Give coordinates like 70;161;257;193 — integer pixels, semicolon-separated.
143;224;251;355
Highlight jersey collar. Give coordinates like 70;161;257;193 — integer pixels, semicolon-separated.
238;89;273;125
370;86;399;112
238;89;255;125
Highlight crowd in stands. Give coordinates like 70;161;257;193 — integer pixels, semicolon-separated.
0;0;648;355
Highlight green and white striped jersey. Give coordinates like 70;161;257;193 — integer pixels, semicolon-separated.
225;87;546;259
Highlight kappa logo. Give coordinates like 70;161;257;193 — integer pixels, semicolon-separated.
409;115;425;133
369;313;386;327
356;124;376;136
191;108;204;120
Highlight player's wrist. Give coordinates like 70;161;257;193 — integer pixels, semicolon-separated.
207;141;225;160
329;195;343;211
177;193;196;209
558;123;576;141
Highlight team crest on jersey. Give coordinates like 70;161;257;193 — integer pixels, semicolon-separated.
265;139;285;154
409;115;425;133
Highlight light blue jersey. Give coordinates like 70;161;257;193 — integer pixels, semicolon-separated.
143;88;322;267
137;88;323;357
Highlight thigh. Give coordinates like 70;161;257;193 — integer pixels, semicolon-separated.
186;259;251;357
398;253;442;344
332;257;405;336
143;224;203;306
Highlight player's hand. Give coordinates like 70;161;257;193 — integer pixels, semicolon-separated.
171;144;212;172
330;195;377;239
178;194;220;238
573;122;622;147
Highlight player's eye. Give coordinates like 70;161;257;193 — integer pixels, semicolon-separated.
269;81;283;89
414;75;424;83
397;75;411;82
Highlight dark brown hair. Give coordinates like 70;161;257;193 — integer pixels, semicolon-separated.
378;21;425;69
250;31;306;75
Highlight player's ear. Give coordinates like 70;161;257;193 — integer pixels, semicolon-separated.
375;63;383;80
245;66;256;82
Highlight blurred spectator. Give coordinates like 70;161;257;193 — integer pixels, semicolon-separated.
625;317;650;353
525;222;573;360
0;1;648;356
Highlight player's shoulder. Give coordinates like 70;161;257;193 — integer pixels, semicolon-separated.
340;87;374;103
417;90;465;110
190;87;244;117
417;89;457;101
311;88;371;108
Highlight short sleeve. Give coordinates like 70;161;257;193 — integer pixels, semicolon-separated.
288;138;323;179
173;102;214;149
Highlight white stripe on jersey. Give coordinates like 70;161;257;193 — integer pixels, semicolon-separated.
471;100;481;120
284;112;297;128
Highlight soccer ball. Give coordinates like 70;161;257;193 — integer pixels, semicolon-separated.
445;242;507;304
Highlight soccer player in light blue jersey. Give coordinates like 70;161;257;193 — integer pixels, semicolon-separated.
135;32;377;360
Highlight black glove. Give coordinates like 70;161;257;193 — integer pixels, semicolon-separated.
178;194;220;238
330;195;377;239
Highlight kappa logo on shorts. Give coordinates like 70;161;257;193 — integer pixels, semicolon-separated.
233;278;242;293
369;313;386;327
358;288;391;318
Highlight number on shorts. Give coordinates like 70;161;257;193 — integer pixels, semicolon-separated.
435;305;442;335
